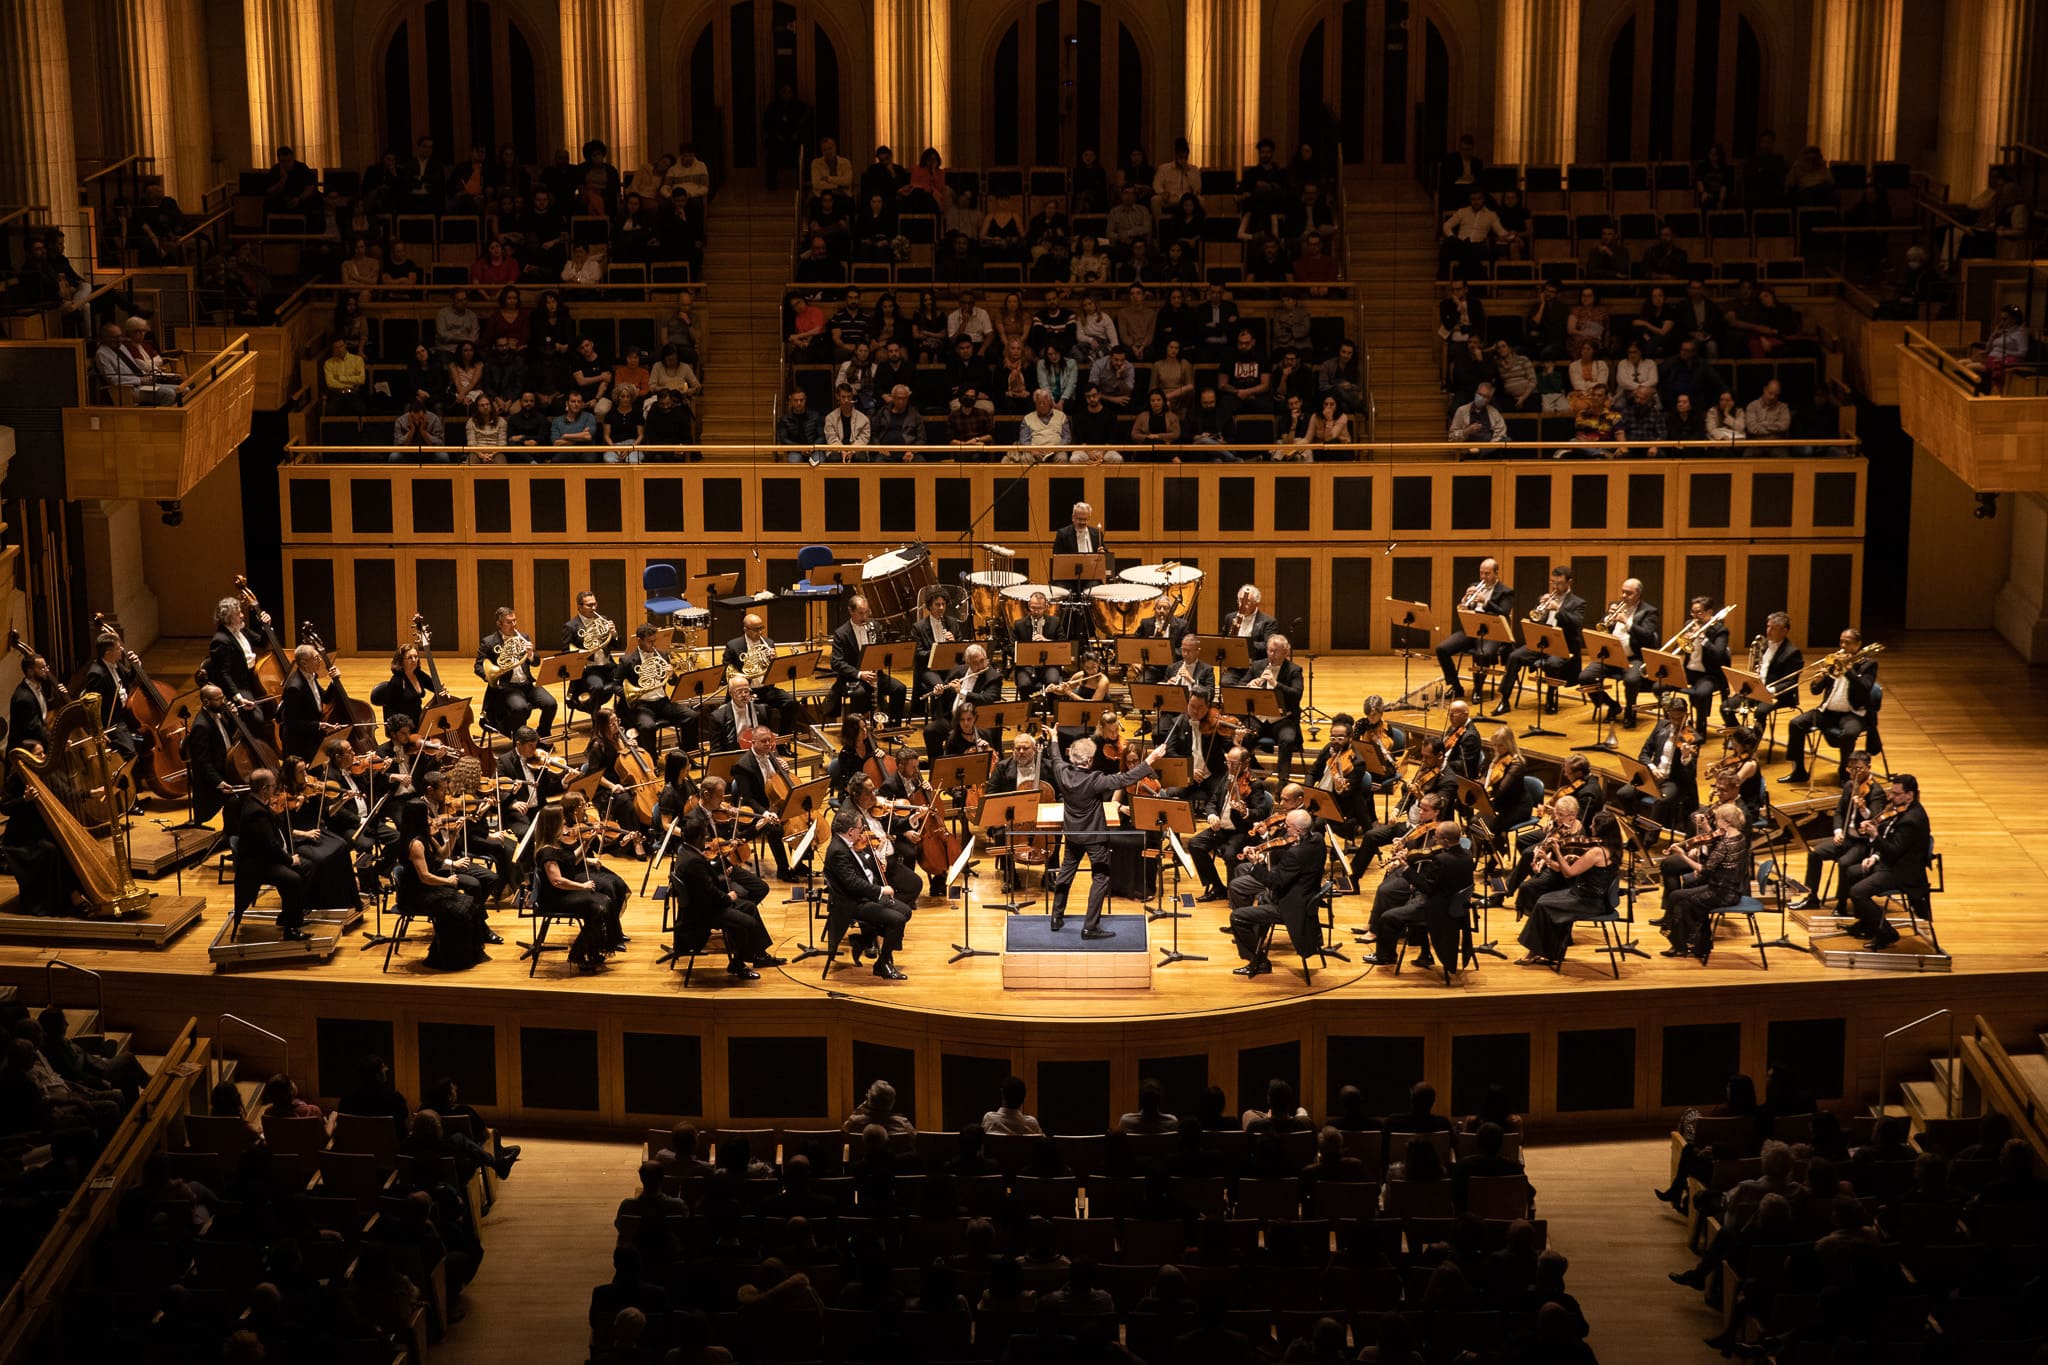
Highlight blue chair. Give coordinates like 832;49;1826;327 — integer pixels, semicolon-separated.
642;562;690;622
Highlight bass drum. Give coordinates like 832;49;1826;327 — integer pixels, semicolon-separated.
860;544;937;625
1120;562;1205;622
1089;582;1164;637
966;570;1027;629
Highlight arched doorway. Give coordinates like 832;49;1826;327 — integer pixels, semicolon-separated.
1295;0;1455;175
1601;0;1768;161
685;1;849;173
982;1;1150;168
375;0;544;162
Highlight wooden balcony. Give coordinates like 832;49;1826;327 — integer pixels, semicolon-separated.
61;335;258;501
1896;327;2048;492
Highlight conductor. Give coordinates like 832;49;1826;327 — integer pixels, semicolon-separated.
1043;724;1169;938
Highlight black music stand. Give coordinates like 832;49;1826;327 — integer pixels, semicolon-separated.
782;818;829;962
1382;598;1437;714
1132;794;1202;965
1573;629;1628;753
774;774;831;909
945;836;993;964
1457;608;1513;702
975;791;1040;914
534;650;592;756
1517;625;1573;740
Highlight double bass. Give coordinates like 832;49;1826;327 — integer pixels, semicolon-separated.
408;612;488;763
297;621;377;749
195;666;282;781
231;574;290;702
80;615;196;802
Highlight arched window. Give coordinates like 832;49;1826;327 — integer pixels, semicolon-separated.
1601;0;1768;161
685;2;851;171
984;1;1150;167
1297;0;1454;173
377;0;543;163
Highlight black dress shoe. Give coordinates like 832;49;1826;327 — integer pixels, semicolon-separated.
1545;695;1560;714
1491;701;1511;717
1869;926;1901;950
873;961;908;980
1196;887;1226;902
279;927;308;942
1414;953;1436;969
846;933;871;960
485;930;505;945
727;964;762;980
1784;896;1816;912
1776;771;1808;784
1445;681;1465;700
1048;915;1065;931
1081;928;1116;940
753;954;787;968
1232;961;1259;976
1621;707;1638;729
1248;957;1272;976
1659;947;1686;958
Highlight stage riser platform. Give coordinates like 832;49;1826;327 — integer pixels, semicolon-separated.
8;961;2037;1138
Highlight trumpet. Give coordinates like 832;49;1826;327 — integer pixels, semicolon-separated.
1595;597;1631;632
1458;579;1489;611
1527;590;1562;623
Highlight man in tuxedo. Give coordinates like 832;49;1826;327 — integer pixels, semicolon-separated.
669;811;778;978
1781;626;1873;784
921;644;1003;758
208;595;272;707
1009;591;1068;698
82;635;146;759
1676;597;1733;731
1134;601;1191;683
1368;820;1475;970
1227;810;1328;975
730;726;805;880
830;595;907;724
8;652;56;751
1235;633;1306;780
1577;577;1662;728
723;613;794;723
823;808;913;979
560;590;620;719
707;678;770;753
494;727;564;843
1436;557;1515;698
614;624;700;753
318;737;399;890
1052;500;1112;599
1044;731;1167;936
277;644;339;760
910;592;968;708
1843;774;1931;951
1154;630;1214;698
1788;751;1883;916
475;606;557;738
1190;746;1271;899
1493;565;1586;717
180;685;239;827
1723;610;1802;730
1436;133;1484;211
1306;715;1375;835
1612;695;1695;827
234;769;309;939
1224;584;1277;656
1164;691;1230;814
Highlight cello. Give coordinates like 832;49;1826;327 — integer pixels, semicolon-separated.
231;574;290;702
82;615;194;801
906;769;962;880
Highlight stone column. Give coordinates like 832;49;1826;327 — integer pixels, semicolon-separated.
1938;0;2048;201
165;0;214;204
80;500;162;652
1994;492;2048;662
1185;0;1260;172
1494;0;1580;166
560;0;648;175
242;0;340;171
99;0;214;206
1808;0;1903;163
0;0;83;238
873;0;951;162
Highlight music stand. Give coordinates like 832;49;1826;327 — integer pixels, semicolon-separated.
690;572;737;602
1115;637;1174;674
1382;598;1437;714
856;641;912;710
970;701;1025;742
1150;756;1191;789
928;641;971;673
1127;683;1187;716
1721;664;1782;750
1517;624;1573;740
945;836;993;964
418;697;479;758
1616;753;1662;800
762;648;824;698
1012;640;1075;674
1641;648;1690;713
1132;794;1202;965
1219;687;1284;727
817;563;863;590
668;662;727;708
975;791;1040;913
775;776;830;903
1051;699;1104;731
783;817;828;962
534;651;593;755
930;750;994;794
1457;608;1515;701
1196;635;1252;675
1573;629;1629;753
1049;552;1107;583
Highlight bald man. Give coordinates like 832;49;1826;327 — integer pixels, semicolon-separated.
1226;809;1327;974
724;613;793;726
1576;577;1661;729
829;596;907;724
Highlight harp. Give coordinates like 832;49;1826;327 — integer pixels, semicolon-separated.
7;695;151;917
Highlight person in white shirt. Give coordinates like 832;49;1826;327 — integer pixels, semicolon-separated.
1013;390;1072;463
946;291;994;351
95;322;178;404
1441;190;1506;274
1152;139;1202;203
1567;341;1610;394
808;138;855;197
432;289;480;361
819;383;871;462
981;1075;1044;1136
1449;382;1508;443
665;145;712;205
561;244;605;286
1615;342;1658;397
1743;378;1793;443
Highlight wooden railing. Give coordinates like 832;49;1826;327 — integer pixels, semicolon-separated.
1896;325;2048;492
63;335;259;500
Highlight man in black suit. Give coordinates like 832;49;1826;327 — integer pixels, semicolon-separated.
1781;626;1874;784
1190;746;1270;899
208;595;272;706
668;811;778;978
1306;715;1374;835
910;593;968;708
1723;610;1803;729
82;635;145;758
1577;577;1662;728
235;769;309;939
830;595;907;724
1009;591;1068;698
475;606;557;738
8;652;56;751
921;644;1003;758
277;644;339;760
1675;597;1733;731
495;727;564;843
1612;695;1695;827
1788;751;1883;915
180;685;239;826
1135;602;1192;684
1154;631;1215;701
1436;133;1484;211
614;624;700;753
1493;565;1586;716
1369;820;1475;970
319;737;398;889
1436;557;1515;698
1164;692;1230;814
706;678;770;753
823;808;913;978
1052;500;1112;600
723;613;794;724
1223;584;1277;658
1227;810;1327;974
1045;729;1167;936
730;727;806;880
560;590;620;719
1235;632;1307;779
1844;774;1930;951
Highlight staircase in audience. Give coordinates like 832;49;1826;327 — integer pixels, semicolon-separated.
698;177;799;448
1343;174;1448;443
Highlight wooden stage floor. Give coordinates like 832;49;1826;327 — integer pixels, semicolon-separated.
5;630;2042;1029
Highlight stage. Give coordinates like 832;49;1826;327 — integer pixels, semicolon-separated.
2;632;2041;1138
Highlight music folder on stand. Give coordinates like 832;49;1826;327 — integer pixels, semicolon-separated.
975;791;1040;914
1133;795;1202;966
1517;623;1572;740
945;836;993;964
1381;598;1438;715
1573;629;1630;753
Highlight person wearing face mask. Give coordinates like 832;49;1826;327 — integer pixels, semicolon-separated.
1448;381;1507;444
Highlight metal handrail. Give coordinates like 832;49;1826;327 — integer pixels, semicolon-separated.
43;959;104;1027
1877;1008;1956;1121
216;1013;289;1092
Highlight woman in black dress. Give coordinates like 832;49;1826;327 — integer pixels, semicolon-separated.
396;796;487;969
368;643;446;725
1516;807;1621;967
578;710;652;854
558;791;631;946
532;804;618;971
278;756;366;910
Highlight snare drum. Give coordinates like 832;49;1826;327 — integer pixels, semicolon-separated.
1088;582;1165;637
966;570;1027;627
671;608;711;650
860;543;936;624
1120;562;1206;621
999;582;1070;630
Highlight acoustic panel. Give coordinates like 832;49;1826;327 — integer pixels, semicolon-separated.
1036;1060;1112;1136
519;1026;600;1111
941;1053;1013;1132
851;1040;917;1123
622;1032;703;1117
1451;1032;1531;1116
1327;1035;1425;1119
417;1021;497;1106
1556;1027;1636;1112
1660;1021;1743;1108
1236;1040;1301;1116
316;1017;396;1105
728;1036;828;1117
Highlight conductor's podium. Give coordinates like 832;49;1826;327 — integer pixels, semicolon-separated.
1002;913;1152;990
